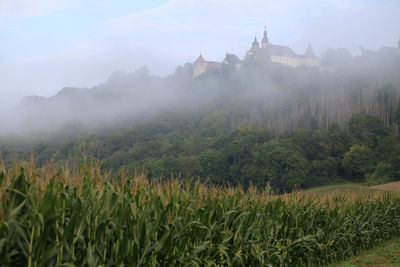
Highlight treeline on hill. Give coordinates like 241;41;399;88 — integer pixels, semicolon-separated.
2;112;399;192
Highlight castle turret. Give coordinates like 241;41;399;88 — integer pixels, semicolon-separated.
398;38;400;48
192;54;222;78
261;26;269;48
252;36;260;48
246;36;260;58
193;54;207;77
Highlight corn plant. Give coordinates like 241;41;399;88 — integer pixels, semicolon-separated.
0;160;400;266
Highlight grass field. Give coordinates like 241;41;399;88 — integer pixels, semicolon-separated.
314;181;400;267
302;183;376;195
306;182;400;266
327;237;400;266
303;181;400;195
2;161;400;266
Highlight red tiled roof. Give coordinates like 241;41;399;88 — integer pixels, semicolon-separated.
195;55;206;63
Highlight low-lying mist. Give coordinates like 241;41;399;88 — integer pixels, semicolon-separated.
1;45;400;145
0;66;223;138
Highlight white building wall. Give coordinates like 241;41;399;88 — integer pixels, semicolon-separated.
271;56;320;68
193;63;208;77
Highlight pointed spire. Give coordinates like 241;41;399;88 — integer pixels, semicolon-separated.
262;25;269;44
252;35;259;47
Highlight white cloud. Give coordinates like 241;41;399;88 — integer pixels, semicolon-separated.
0;0;76;19
107;0;400;54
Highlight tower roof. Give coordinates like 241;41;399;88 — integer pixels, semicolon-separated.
194;54;206;63
252;36;259;47
262;26;269;43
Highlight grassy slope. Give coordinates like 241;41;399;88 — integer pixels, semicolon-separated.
303;183;376;195
303;181;400;195
309;181;400;266
327;237;400;266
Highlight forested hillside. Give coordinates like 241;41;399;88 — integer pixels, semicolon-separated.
1;47;400;191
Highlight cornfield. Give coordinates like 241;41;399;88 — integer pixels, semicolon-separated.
1;160;400;266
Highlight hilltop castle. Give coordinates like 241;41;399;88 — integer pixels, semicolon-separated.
193;27;320;78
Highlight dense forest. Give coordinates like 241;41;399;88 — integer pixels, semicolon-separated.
1;46;400;192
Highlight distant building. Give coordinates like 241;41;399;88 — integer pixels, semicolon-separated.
192;26;320;78
246;27;320;67
246;36;261;57
193;55;222;77
223;53;240;65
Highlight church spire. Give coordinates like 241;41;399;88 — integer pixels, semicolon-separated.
262;25;269;48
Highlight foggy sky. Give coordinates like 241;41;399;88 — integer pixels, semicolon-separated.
1;0;400;111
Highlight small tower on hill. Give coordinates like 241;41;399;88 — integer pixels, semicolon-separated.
194;54;206;64
192;54;222;78
247;36;260;57
193;54;207;77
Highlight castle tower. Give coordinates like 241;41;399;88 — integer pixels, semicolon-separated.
398;38;400;48
194;54;206;64
252;36;260;48
261;26;270;48
246;36;260;58
193;54;208;77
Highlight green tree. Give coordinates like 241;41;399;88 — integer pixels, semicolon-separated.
347;114;390;148
243;140;309;192
199;149;228;184
342;144;375;181
282;129;330;161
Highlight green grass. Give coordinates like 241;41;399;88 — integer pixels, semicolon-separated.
302;183;377;195
327;237;400;266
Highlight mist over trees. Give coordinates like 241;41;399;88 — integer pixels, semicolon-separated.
3;44;399;136
1;44;400;191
